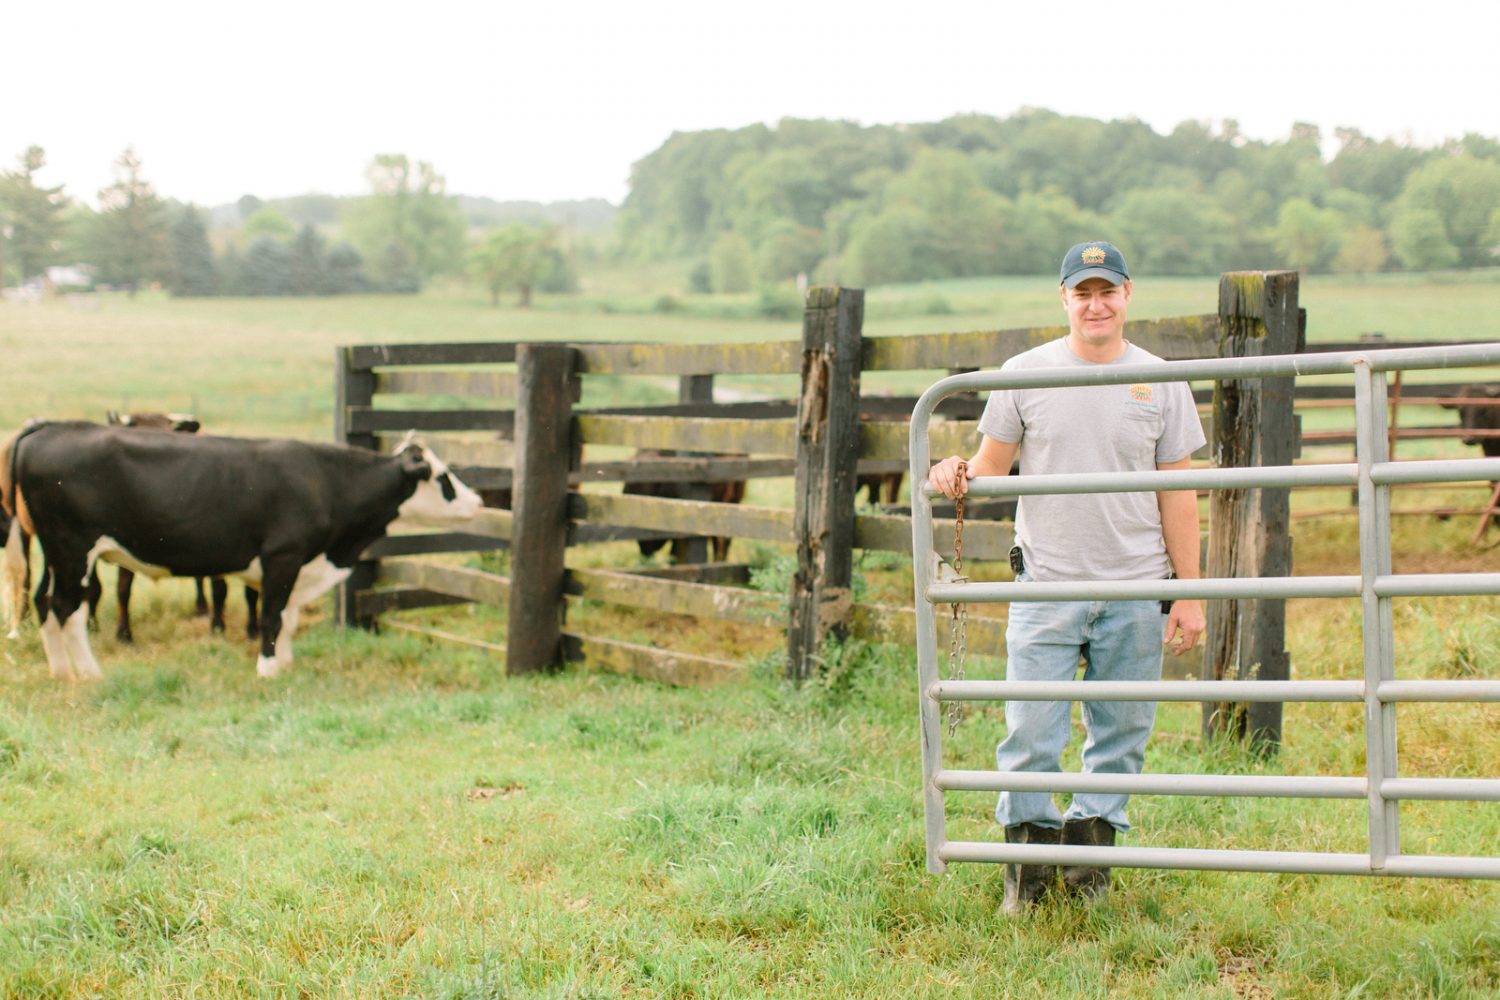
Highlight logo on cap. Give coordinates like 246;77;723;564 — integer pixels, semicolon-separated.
1081;246;1107;264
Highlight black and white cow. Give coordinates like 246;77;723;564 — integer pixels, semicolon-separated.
95;410;263;643
1;422;482;680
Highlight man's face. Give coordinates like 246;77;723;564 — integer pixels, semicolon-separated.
1060;276;1132;346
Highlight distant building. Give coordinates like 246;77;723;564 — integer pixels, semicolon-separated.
45;264;96;290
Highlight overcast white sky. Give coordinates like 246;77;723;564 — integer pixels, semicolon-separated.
4;0;1495;208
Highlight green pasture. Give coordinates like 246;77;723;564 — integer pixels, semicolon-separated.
1;273;1499;996
2;525;1498;997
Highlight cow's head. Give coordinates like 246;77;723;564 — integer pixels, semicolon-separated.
1440;384;1500;446
393;437;484;526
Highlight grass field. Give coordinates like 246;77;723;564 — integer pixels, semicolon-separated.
6;268;1499;439
1;271;1499;997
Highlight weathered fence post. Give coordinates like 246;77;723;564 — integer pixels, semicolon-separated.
674;374;714;564
506;344;578;675
334;346;379;629
1203;270;1302;749
786;287;864;682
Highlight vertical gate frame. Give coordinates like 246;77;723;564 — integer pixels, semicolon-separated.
909;341;1500;880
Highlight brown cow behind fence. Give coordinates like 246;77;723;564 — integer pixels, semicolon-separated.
623;449;746;562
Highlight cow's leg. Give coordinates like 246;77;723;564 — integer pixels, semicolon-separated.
33;562;51;626
209;578;227;634
246;587;261;641
61;605;102;679
37;548;99;680
193;577;209;617
84;567;102;627
245;586;260;640
254;559;300;678
38;610;71;680
115;567;135;643
274;603;301;670
36;562;70;679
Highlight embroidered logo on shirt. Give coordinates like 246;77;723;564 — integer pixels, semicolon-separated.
1129;384;1153;402
1082;246;1107;264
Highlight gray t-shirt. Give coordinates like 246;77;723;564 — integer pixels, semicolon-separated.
976;337;1206;582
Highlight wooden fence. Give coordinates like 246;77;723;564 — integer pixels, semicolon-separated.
330;271;1487;742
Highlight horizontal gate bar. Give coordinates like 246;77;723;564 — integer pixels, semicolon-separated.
1374;457;1500;485
926;574;1500;605
1377;680;1500;702
937;842;1500;879
1382;778;1500;801
926;576;1360;604
929;679;1363;703
938;457;1500;500
1374;573;1500;598
935;769;1365;799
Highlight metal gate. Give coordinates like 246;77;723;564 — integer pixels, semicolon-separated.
908;343;1500;879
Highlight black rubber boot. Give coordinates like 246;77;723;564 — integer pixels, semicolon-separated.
1001;823;1060;914
1062;817;1115;901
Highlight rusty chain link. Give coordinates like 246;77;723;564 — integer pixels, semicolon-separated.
946;461;969;737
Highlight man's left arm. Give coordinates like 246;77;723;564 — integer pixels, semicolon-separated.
1157;455;1205;654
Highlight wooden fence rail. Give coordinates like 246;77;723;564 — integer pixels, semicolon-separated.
333;273;1488;721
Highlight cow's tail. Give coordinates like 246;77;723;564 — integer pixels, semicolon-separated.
2;517;27;639
0;419;44;521
0;421;43;638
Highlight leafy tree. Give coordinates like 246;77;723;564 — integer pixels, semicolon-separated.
236;194;264;221
289;225;326;295
754;220;824;282
1329;129;1427;203
467;223;549;306
94;147;168;296
217;243;245;295
241;236;293;295
1393;155;1500;266
322;242;368;295
242;206;295;244
997;190;1103;274
374;241;421;294
1109;186;1235;275
1332;225;1389;275
1389;207;1459;270
723;147;833;242
846;149;1007;282
708;231;753;293
166;204;216;296
1273;198;1344;272
688;259;712;294
0;146;68;284
342;155;466;287
843;204;949;286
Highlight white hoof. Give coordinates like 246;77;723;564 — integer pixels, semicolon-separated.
256;655;281;679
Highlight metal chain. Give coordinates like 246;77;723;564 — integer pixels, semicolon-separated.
945;462;969;737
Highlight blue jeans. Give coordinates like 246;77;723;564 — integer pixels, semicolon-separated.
995;587;1165;833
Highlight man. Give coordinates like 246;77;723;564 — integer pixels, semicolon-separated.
928;241;1206;913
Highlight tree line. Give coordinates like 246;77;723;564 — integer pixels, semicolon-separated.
0;149;578;301
4;111;1499;301
616;112;1500;288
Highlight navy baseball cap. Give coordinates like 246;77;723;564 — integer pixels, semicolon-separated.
1060;241;1130;287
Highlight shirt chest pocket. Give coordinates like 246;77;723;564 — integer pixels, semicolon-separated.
1109;409;1163;463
